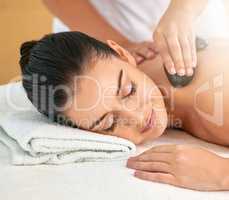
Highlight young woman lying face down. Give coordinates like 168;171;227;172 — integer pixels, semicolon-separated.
20;32;229;191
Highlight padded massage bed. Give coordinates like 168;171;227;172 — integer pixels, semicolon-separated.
1;127;229;200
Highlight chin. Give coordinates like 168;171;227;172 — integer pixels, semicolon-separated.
144;129;164;143
128;120;167;145
143;110;168;143
134;139;146;145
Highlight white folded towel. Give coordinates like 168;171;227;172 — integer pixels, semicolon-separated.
0;82;136;165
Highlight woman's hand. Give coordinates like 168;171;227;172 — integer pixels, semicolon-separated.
127;144;229;191
124;41;157;65
153;10;197;77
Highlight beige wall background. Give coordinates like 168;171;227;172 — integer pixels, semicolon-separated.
0;1;229;85
0;0;52;85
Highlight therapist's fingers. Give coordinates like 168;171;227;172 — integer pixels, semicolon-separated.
154;34;176;75
179;36;193;76
132;52;144;65
136;42;157;59
166;35;186;76
126;42;157;65
189;33;197;68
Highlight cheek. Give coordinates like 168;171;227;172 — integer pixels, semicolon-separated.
137;77;160;106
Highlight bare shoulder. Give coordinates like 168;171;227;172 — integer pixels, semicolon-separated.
182;38;229;145
139;38;229;145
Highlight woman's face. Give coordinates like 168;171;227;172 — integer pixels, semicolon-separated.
65;41;168;144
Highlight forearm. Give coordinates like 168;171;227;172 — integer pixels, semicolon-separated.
223;0;229;29
42;0;128;44
168;0;209;19
222;158;229;190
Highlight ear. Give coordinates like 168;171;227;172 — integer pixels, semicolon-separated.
107;40;136;67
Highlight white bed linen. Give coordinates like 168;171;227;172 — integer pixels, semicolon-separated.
1;127;229;200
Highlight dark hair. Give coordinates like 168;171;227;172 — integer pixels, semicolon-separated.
19;31;118;125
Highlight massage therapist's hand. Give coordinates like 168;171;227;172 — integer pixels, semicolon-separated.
124;41;157;65
127;145;229;191
153;10;197;77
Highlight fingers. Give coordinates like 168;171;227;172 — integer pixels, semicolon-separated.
179;36;194;76
134;171;176;186
149;144;177;153
189;33;197;68
155;32;197;77
154;34;176;75
128;145;176;169
129;42;157;65
127;145;180;188
129;152;172;164
132;52;144;65
136;42;157;59
166;35;185;76
127;161;171;173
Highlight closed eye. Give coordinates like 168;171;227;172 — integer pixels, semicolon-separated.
124;81;137;99
103;115;118;132
104;119;117;132
104;81;137;132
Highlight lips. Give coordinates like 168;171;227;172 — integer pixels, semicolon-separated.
140;109;155;133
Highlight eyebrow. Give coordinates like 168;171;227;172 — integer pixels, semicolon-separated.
89;69;123;130
116;69;123;95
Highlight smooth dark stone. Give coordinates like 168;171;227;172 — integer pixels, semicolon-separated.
164;37;208;88
164;66;196;88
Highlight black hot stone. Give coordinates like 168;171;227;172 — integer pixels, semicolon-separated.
164;37;208;88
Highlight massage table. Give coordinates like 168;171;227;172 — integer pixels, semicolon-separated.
1;126;229;200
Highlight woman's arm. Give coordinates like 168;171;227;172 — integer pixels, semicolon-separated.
42;0;128;44
223;163;229;190
127;144;229;191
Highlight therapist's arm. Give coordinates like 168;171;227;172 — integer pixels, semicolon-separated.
43;0;157;65
223;0;229;29
43;0;128;44
153;0;208;76
169;0;208;17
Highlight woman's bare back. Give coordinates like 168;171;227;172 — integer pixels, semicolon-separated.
139;39;229;146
